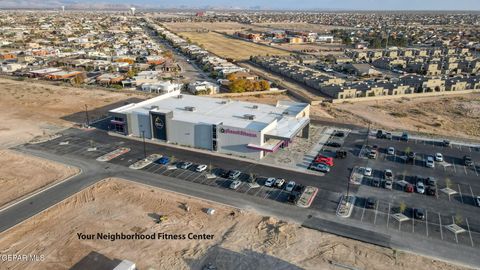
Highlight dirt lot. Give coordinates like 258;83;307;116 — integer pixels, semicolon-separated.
327;93;480;140
251;22;358;32
0;77;150;149
0;178;469;270
177;32;290;60
164;22;268;34
0;149;79;207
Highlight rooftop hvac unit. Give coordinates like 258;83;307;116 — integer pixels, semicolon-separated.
185;106;196;112
243;114;255;120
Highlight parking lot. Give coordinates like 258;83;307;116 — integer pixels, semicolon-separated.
347;131;480;249
22;126;480;251
24;128;353;212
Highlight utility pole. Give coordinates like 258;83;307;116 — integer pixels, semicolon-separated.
385;29;391;50
142;130;147;159
84;104;90;127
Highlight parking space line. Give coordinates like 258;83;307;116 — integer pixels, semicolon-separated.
360;200;367;222
425;210;429;237
465;218;474;247
386;203;391;228
191;172;205;182
373;201;378;225
458;184;464;204
438;213;443;240
463;165;468;175
254;186;265;196
472;163;479;176
263;188;273;199
452;216;458;244
469;185;475;204
273;190;283;200
452;160;457;173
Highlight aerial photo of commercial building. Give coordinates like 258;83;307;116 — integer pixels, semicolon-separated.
109;91;310;159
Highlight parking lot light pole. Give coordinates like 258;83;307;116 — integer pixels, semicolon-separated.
142;130;147;160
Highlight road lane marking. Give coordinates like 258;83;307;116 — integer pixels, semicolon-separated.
452;216;458;244
373;201;379;225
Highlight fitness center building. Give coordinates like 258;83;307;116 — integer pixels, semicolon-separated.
109;91;310;160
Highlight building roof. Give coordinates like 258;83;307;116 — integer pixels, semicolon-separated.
110;91;309;132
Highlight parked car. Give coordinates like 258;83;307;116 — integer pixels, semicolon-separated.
414;208;426;220
416;181;425;194
443;140;450;147
274;178;286;188
195;164;207;172
366;197;377;209
310;163;330;173
376;130;384;139
285;181;296;192
384;169;394;180
179;162;193;169
372;178;381;187
325;142;341;148
401;132;409;141
227;170;242;180
229;180;242;190
426;186;437;196
387;147;395;155
287;194;297;203
156;156;170;165
336;150;347;159
435;153;443;162
405;183;414;193
265;177;276;187
426;177;437;187
334;131;345;137
368;149;378;159
364;167;373;176
425;156;435;168
464;155;473;167
384;180;393;190
314;155;334;167
407;152;416;163
385;132;392;140
215;168;228;178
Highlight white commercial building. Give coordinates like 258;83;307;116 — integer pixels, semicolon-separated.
109;91;310;160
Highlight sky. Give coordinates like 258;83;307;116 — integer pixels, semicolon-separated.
0;0;479;10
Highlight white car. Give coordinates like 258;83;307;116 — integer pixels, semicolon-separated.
425;156;435;168
387;147;395;155
364;167;372;176
416;181;425;194
285;181;296;192
195;164;207;172
435;153;443;162
180;162;193;169
229;180;242;190
274;178;285;188
265;177;276;187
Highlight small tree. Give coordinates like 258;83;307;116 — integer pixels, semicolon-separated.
445;177;452;189
404;146;411;155
454;213;463;225
170;155;176;164
398;202;407;214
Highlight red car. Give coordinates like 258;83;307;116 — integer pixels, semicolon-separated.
405;183;414;193
314;155;334;167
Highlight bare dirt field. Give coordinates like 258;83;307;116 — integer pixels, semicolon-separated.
327;93;480;140
164;22;268;34
0;149;79;207
177;32;290;60
251;23;358;33
0;77;151;149
0;178;469;270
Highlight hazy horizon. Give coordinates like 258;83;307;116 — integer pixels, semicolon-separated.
0;0;479;11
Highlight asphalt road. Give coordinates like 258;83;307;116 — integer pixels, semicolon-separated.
1;127;479;268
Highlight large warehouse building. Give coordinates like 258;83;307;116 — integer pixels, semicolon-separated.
109;91;310;160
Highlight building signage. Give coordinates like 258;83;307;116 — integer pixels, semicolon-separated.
219;128;257;138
